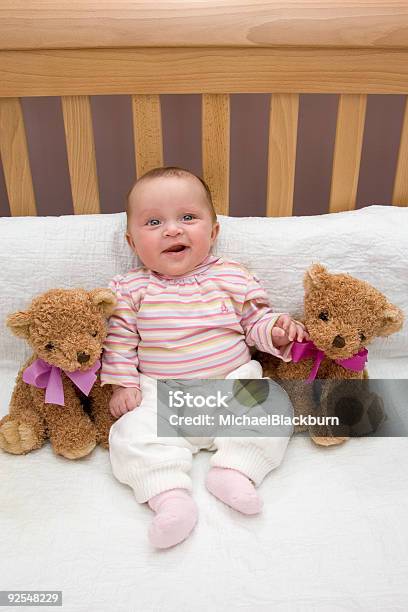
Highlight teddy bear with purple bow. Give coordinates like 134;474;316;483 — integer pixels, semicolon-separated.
0;287;117;459
257;264;404;446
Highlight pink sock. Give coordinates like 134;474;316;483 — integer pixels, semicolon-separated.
206;467;263;515
147;488;198;549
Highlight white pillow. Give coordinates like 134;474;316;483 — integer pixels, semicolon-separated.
0;205;406;369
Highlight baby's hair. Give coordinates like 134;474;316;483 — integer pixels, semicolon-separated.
126;166;217;224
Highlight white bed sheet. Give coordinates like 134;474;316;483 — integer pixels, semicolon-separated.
1;358;408;612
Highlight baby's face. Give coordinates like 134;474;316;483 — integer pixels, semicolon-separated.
126;175;219;277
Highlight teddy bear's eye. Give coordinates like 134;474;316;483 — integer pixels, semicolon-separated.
45;342;55;350
318;311;329;322
91;331;98;337
359;332;366;342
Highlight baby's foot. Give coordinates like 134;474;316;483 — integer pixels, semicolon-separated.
148;488;198;549
206;467;263;515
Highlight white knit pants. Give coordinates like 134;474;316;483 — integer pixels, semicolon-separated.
109;360;293;502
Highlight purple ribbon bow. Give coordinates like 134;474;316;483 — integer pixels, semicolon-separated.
291;340;368;382
22;358;101;406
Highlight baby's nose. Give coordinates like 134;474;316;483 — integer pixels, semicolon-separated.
164;222;183;236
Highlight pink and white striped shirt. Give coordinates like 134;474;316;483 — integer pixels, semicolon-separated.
100;255;292;389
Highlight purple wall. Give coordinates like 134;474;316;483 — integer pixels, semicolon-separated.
0;94;406;217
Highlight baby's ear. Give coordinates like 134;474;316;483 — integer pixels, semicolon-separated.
377;303;404;337
303;263;329;292
89;288;117;318
7;310;32;339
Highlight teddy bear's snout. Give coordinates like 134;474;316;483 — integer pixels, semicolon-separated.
77;351;90;364
332;335;346;348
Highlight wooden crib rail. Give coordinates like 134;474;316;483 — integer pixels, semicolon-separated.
393;101;408;206
329;95;367;214
2;1;408;52
202;95;230;217
0;98;36;216
61;96;100;215
267;94;299;217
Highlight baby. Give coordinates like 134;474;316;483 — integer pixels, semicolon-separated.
101;167;308;549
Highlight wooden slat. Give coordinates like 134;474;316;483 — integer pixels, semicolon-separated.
392;96;408;206
266;93;299;217
2;48;408;97
132;95;163;177
0;97;36;216
329;94;367;213
202;94;230;216
61;95;100;214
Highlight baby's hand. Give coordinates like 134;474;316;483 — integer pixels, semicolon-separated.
272;314;310;347
109;386;142;418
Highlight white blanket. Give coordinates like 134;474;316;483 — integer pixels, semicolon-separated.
1;206;408;610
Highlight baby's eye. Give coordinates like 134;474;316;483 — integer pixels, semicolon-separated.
146;218;161;226
359;332;366;342
45;342;55;351
318;310;329;322
182;214;194;221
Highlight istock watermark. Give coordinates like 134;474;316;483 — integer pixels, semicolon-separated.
156;378;408;438
168;389;231;409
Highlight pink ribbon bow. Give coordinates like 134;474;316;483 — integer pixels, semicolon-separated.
291;340;368;382
22;358;101;406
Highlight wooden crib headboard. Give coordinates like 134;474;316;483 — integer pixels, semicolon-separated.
0;1;407;217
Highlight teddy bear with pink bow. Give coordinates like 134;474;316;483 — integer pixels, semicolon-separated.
257;264;404;446
0;287;117;459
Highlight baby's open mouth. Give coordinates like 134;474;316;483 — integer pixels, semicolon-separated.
163;244;188;253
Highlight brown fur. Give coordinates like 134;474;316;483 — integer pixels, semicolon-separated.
0;288;118;459
256;264;404;447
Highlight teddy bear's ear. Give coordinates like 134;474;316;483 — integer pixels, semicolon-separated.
377;303;404;337
6;310;32;339
89;288;117;318
303;263;329;292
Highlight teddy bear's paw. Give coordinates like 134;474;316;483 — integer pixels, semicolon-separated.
55;439;97;460
0;420;39;454
311;435;350;447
